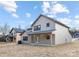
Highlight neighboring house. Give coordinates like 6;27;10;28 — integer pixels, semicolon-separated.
20;14;72;46
73;31;79;38
7;28;24;42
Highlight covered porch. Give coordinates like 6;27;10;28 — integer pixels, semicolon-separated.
28;30;55;46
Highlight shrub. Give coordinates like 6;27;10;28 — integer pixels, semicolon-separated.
18;40;22;44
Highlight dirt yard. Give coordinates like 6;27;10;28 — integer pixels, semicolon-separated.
0;41;79;57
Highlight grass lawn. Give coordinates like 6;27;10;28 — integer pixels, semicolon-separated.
0;41;79;57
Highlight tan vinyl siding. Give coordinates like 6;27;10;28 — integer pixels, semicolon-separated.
16;33;21;42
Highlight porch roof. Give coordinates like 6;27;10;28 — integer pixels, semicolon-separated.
28;30;55;35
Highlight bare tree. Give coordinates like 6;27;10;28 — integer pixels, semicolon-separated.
0;24;10;42
0;24;10;35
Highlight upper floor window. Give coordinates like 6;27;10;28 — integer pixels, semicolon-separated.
46;23;50;27
34;25;41;31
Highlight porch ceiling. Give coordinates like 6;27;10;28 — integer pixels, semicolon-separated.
28;30;55;35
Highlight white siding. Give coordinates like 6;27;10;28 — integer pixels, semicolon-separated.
21;32;29;44
32;16;55;31
55;23;72;45
21;32;28;39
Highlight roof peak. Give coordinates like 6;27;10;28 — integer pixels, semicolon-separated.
31;14;70;28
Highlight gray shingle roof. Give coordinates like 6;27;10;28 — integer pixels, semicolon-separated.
10;28;25;33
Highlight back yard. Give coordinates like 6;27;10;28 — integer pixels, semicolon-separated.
0;40;79;57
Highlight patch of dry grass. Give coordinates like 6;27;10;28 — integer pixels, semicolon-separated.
0;41;79;57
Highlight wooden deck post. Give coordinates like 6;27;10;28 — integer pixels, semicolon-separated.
36;37;39;44
28;35;31;43
50;34;53;46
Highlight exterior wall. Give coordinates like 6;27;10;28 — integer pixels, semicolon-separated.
55;23;72;45
11;30;16;35
16;33;21;42
20;32;29;43
32;16;55;31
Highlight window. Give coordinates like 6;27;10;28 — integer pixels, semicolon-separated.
23;36;28;41
46;23;50;27
34;25;41;31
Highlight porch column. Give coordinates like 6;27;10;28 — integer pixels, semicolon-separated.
50;34;53;45
28;35;31;44
36;37;39;43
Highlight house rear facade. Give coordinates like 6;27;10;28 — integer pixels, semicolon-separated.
20;15;72;46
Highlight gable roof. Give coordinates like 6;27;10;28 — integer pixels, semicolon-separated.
31;14;70;29
10;28;25;33
20;30;26;36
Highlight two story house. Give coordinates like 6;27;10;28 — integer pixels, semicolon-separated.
20;14;72;46
7;28;24;42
